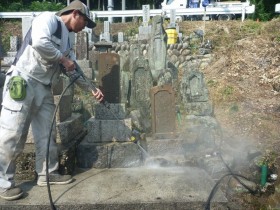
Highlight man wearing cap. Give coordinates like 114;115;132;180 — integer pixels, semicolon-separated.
0;0;103;200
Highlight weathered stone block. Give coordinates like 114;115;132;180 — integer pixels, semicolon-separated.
76;60;92;68
56;113;84;145
76;141;143;168
95;103;126;120
84;117;132;143
7;52;17;57
68;60;93;79
54;94;72;122
185;101;213;116
98;53;120;103
145;137;187;156
52;75;74;96
2;57;14;66
81;67;94;80
75;31;88;60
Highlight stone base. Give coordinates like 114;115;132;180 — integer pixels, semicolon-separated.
76;141;144;169
145;137;187;156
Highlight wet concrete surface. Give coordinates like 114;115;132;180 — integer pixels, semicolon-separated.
0;167;228;210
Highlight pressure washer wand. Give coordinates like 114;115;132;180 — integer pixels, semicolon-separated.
72;61;110;108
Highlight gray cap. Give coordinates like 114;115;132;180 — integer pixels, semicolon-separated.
56;0;96;28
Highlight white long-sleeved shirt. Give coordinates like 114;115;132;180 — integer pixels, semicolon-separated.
15;12;73;86
14;12;93;92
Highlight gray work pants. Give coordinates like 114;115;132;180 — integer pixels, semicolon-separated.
0;68;58;190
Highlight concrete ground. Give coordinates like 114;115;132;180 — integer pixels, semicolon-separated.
0;166;227;210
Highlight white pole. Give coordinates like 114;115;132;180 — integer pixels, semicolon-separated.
122;0;126;23
108;0;114;23
242;5;245;21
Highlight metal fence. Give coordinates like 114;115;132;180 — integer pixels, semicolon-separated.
0;6;255;21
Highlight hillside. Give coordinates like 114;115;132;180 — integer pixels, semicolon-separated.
180;19;280;209
1;18;280;208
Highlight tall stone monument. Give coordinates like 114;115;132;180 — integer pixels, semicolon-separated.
148;15;167;82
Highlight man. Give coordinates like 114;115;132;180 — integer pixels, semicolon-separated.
0;0;103;201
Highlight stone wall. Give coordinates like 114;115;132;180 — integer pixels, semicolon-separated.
108;33;214;73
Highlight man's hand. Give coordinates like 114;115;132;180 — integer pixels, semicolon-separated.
92;88;104;102
60;56;76;72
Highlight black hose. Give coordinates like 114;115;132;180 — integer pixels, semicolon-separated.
204;152;260;210
204;173;255;210
46;74;80;210
218;153;259;195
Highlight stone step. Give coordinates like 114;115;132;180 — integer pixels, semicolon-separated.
7;167;227;210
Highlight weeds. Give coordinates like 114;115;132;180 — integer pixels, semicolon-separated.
221;85;234;98
240;20;262;36
207;79;218;87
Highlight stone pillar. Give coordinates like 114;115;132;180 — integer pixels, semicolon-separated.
75;31;89;60
148;15;167;81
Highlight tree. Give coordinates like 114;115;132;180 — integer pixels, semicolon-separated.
250;0;280;21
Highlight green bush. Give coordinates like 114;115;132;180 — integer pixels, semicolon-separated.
29;1;65;12
6;2;24;12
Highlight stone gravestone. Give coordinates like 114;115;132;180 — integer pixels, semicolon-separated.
118;32;124;43
98;53;121;103
180;68;213;116
142;5;150;27
10;36;20;52
75;31;88;60
130;44;141;59
138;25;152;41
2;36;20;66
118;51;130;104
103;21;111;43
148;15;167;82
75;31;94;80
138;5;152;41
150;84;176;139
130;57;153;109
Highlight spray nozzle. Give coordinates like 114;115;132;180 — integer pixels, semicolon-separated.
130;129;142;143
